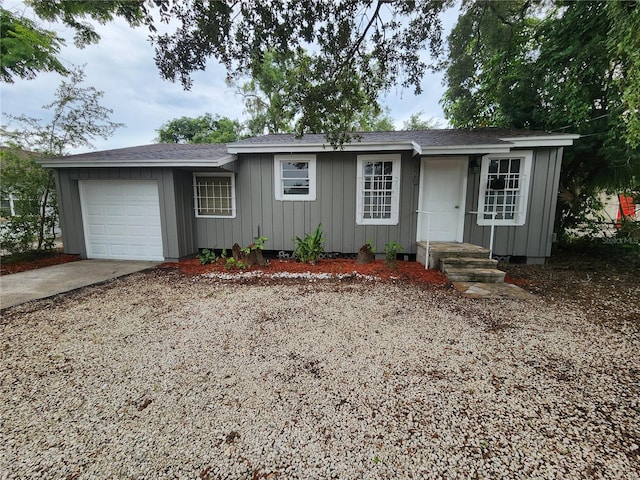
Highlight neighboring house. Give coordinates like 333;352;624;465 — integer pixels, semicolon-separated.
0;193;18;217
39;129;578;264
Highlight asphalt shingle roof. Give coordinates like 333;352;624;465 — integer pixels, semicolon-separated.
228;128;560;148
49;143;231;162
41;129;575;166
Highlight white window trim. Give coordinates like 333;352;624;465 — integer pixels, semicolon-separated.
477;151;533;226
274;154;316;201
356;154;402;226
193;172;236;218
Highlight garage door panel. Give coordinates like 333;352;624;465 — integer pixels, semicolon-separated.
108;244;129;256
125;205;145;217
86;205;105;216
80;180;164;261
127;225;151;237
90;243;109;256
105;205;125;216
87;224;106;235
107;225;126;236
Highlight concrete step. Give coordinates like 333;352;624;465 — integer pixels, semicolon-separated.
441;256;499;270
416;242;492;269
423;242;490;269
444;267;506;283
453;282;534;300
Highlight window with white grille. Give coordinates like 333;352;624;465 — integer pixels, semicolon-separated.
477;151;532;226
356;154;401;225
193;173;236;218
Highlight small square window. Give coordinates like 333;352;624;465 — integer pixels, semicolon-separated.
274;155;316;201
193;173;236;218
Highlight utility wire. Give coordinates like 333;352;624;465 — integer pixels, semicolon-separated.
549;112;611;132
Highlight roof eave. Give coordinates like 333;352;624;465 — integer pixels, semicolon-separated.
499;134;580;147
37;155;237;168
420;144;513;155
228;141;422;156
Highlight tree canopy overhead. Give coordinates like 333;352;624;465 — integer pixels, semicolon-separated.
233;48;397;137
27;0;149;48
0;7;67;83
440;0;639;233
25;0;453;144
156;114;244;144
152;0;452;143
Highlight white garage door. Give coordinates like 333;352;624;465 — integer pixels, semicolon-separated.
79;180;164;261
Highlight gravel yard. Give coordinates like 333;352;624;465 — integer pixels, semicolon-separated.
1;268;638;479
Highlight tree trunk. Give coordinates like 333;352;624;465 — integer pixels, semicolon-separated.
37;188;49;250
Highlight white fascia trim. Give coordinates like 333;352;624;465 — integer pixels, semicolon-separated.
228;141;421;155
499;135;580;147
37;155;237;168
421;144;513;155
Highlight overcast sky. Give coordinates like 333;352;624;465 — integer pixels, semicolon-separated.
0;1;460;154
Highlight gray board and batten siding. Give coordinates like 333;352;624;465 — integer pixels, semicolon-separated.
196;150;420;256
463;148;564;264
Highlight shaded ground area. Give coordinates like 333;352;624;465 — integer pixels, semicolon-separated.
1;268;638;479
501;248;640;327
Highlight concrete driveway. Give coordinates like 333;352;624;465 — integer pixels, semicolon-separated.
0;260;160;309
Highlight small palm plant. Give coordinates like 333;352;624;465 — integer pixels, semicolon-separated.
293;223;325;264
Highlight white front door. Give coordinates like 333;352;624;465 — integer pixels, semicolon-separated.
79;180;164;261
417;157;468;242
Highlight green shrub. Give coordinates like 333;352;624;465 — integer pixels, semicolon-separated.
241;236;268;255
293;223;325;264
1;215;39;254
252;236;268;250
196;248;217;265
384;241;403;262
225;257;246;270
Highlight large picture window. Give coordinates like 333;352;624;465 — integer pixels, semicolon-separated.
356;154;401;225
477;151;532;226
193;173;236;218
274;154;316;201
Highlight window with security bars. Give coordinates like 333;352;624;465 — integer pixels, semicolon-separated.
356;154;401;225
193;174;235;217
477;152;532;226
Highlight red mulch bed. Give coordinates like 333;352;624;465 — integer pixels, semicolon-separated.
1;252;81;275
159;258;450;286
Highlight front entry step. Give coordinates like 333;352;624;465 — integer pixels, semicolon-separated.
441;256;498;270
443;267;506;283
417;242;490;269
416;242;515;292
